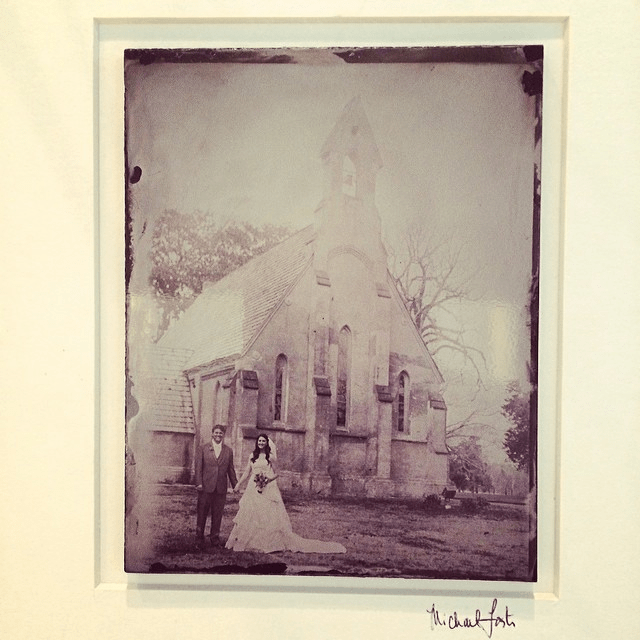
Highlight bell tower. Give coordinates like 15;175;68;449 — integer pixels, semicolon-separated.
308;97;395;493
314;97;388;281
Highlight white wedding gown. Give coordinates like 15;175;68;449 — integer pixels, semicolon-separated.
225;454;346;554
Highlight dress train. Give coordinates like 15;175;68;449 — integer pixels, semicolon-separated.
225;456;346;554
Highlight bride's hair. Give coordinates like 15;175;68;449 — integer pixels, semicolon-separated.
251;433;272;463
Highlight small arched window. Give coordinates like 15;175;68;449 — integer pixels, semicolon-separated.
342;156;357;197
274;354;288;422
336;326;352;428
395;371;410;433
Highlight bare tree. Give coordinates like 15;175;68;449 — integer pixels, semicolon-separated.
445;409;495;442
387;221;487;390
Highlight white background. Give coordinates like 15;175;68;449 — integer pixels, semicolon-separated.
1;2;639;639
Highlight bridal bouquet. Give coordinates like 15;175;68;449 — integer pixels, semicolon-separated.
254;472;269;493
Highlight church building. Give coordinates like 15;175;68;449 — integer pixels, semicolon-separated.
144;98;449;498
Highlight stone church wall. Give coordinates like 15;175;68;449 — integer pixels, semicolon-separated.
229;265;316;482
325;252;381;440
390;440;448;497
387;289;449;493
235;429;307;480
249;265;316;433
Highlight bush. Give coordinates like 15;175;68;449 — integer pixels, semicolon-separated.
460;496;490;514
424;493;443;513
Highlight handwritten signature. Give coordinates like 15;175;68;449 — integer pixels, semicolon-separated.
427;599;515;637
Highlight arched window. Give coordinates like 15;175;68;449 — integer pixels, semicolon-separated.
336;326;352;428
395;371;410;433
214;380;222;424
274;354;288;422
342;156;357;197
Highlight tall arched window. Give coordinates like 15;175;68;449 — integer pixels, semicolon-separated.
395;371;410;433
336;326;352;428
214;380;222;424
274;354;288;422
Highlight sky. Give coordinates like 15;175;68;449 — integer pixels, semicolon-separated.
125;49;539;464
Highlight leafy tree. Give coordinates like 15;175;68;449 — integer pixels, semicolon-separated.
448;438;493;493
149;210;290;338
501;381;530;471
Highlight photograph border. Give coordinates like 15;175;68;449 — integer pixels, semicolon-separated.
97;17;566;599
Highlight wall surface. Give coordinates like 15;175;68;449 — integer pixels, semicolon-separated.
251;264;316;432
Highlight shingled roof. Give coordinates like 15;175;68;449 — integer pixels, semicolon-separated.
158;224;316;371
133;346;195;432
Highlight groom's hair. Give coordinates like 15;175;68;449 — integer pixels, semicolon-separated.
212;425;226;433
251;433;271;463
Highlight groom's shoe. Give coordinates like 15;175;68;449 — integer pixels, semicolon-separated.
195;536;206;551
209;536;223;548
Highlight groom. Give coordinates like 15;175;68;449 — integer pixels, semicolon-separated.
194;425;238;548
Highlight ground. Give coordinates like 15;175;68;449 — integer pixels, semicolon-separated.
127;484;532;582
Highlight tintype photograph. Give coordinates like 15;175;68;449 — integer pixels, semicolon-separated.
124;47;542;581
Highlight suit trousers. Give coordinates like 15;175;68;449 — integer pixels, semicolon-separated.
196;491;227;539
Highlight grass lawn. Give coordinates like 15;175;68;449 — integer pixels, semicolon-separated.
128;483;531;582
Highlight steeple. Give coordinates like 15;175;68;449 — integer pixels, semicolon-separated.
319;96;383;206
314;97;387;281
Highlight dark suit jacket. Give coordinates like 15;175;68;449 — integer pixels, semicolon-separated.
194;442;238;494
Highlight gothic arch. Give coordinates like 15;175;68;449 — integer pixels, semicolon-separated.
327;245;374;273
342;155;357;197
394;371;410;433
274;353;289;423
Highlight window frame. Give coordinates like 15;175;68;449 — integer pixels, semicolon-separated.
274;353;289;423
395;370;410;434
342;155;357;197
336;326;352;429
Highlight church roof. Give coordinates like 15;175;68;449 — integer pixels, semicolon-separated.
158;224;316;371
133;346;195;432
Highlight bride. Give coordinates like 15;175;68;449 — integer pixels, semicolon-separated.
226;434;346;554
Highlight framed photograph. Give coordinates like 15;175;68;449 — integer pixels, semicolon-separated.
4;3;639;640
123;45;546;585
